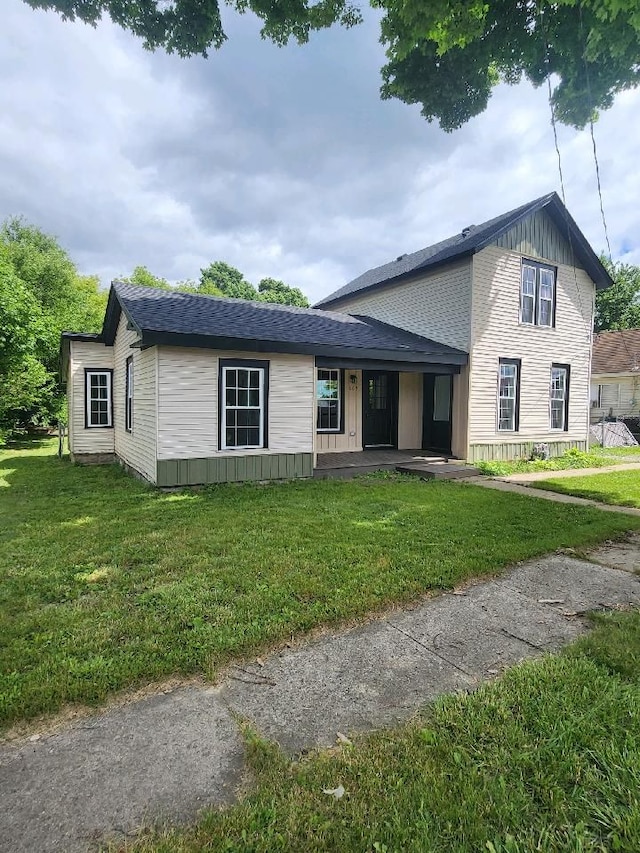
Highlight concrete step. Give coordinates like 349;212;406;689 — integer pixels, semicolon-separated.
396;463;481;480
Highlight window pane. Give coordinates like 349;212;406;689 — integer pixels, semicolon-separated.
226;409;236;427
433;375;451;422
521;295;534;324
499;399;515;431
225;428;236;446
316;369;340;430
226;388;236;406
249;371;260;388
498;362;517;431
238;370;250;388
238;389;249;407
226;369;237;388
249;389;260;407
539;299;552;326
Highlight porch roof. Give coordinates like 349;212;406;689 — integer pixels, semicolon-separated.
94;282;467;368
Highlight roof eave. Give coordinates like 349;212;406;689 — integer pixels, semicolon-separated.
138;329;468;366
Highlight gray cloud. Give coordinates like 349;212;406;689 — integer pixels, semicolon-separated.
0;0;638;306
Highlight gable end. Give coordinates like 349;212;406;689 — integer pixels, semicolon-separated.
495;209;578;268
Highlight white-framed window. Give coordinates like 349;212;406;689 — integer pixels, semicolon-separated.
550;364;570;431
520;261;556;327
125;356;133;433
85;369;113;428
316;368;343;432
220;360;267;449
498;358;520;432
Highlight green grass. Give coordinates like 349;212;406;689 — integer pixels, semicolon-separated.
476;448;608;477
535;469;640;508
594;445;640;460
2;440;639;730
116;610;640;853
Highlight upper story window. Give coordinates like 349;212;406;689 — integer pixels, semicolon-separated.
520;261;556;327
497;358;520;432
125;356;133;433
316;368;343;432
85;369;113;428
220;359;268;450
550;364;570;431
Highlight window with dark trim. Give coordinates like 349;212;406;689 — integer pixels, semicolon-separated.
85;369;113;428
125;356;133;433
219;359;269;450
316;368;344;432
497;358;521;432
550;363;570;431
520;260;556;327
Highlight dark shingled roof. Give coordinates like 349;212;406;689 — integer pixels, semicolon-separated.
95;281;467;366
315;192;613;307
592;329;640;375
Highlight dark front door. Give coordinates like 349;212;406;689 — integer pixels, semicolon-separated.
362;371;398;448
422;374;453;454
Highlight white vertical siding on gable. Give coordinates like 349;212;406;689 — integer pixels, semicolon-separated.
156;348;315;460
468;245;594;448
330;260;472;352
113;315;157;482
68;340;114;455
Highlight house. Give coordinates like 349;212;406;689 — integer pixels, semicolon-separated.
61;191;612;487
590;329;640;422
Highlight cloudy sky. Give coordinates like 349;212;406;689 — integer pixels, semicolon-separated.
2;0;639;304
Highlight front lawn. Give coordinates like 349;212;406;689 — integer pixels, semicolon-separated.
2;440;639;730
120;610;640;853
535;469;640;509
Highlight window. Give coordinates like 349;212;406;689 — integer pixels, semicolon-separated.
550;364;570;431
125;356;133;433
497;358;520;432
316;369;343;432
593;383;619;409
85;369;113;428
520;261;556;327
220;359;268;449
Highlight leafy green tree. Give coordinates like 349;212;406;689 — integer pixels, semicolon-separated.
257;277;309;307
0;247;51;439
199;261;256;300
595;258;640;333
24;0;640;129
0;218;107;436
121;265;173;290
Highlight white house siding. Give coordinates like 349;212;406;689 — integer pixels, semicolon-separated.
156;347;315;460
590;373;640;422
397;372;422;449
315;370;363;453
113;315;157;482
331;260;473;352
68;340;114;458
467;245;594;461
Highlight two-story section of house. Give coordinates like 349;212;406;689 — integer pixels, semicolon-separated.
316;192;613;462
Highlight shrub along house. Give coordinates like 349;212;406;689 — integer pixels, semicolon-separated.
61;192;612;486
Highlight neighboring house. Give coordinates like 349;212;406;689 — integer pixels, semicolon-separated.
61;191;612;487
590;329;640;422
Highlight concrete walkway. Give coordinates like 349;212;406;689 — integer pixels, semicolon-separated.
2;543;639;853
464;473;640;516
501;461;640;483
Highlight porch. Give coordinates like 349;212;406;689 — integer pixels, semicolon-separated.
314;448;478;480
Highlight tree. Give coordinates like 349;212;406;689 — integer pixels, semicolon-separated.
0;218;107;436
595;258;640;333
121;265;173;290
0;247;51;440
199;261;256;300
257;277;309;307
24;0;640;130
